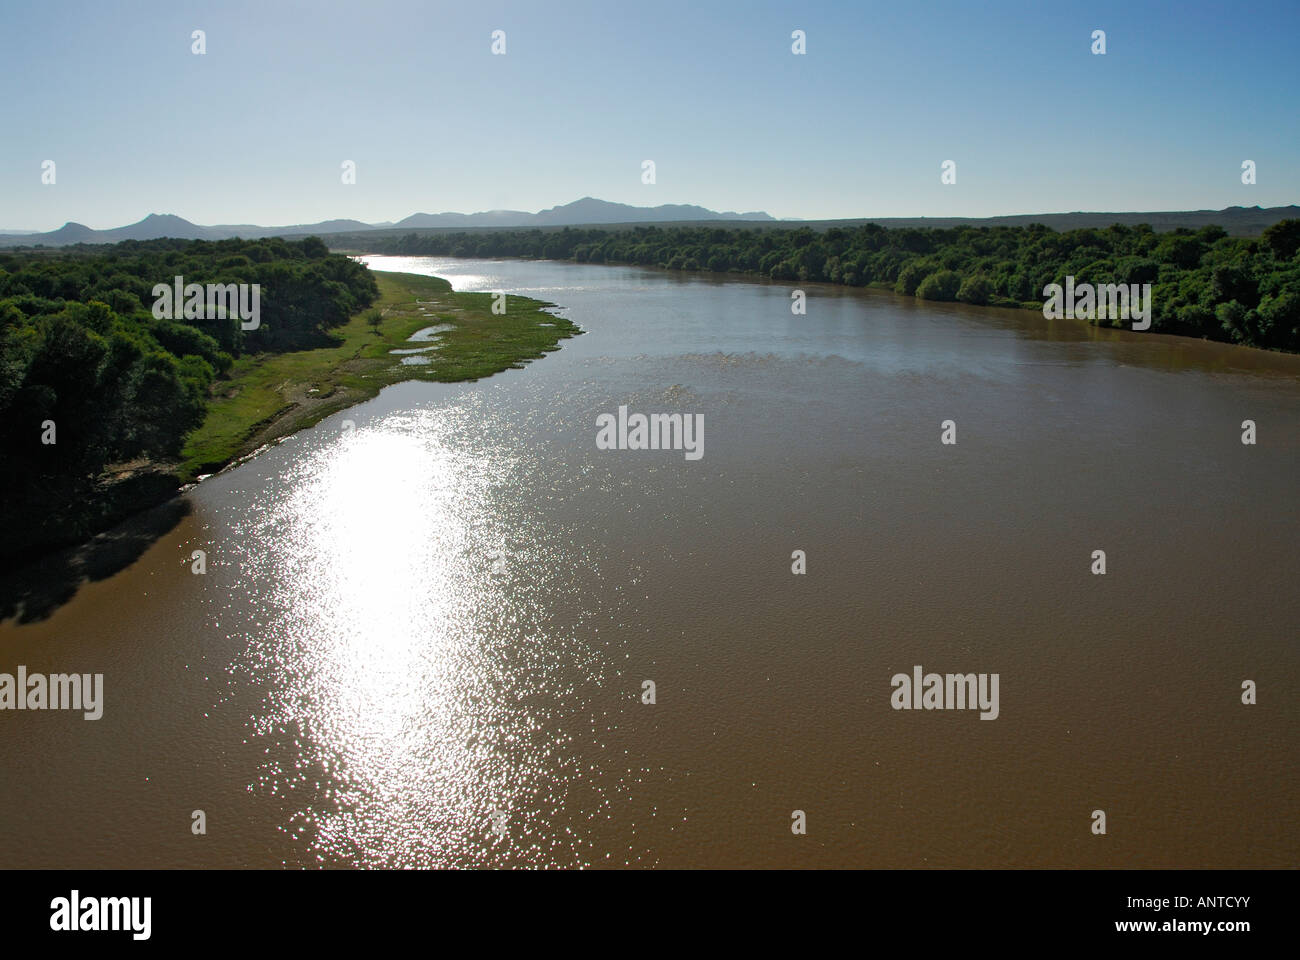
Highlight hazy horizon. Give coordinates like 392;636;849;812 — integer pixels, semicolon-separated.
7;196;1300;237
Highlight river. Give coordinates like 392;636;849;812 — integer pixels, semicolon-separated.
2;255;1297;868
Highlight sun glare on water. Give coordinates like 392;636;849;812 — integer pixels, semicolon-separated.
226;408;594;867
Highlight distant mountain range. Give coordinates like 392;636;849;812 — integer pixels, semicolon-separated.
800;205;1300;236
0;198;775;247
397;197;774;229
1;201;1295;248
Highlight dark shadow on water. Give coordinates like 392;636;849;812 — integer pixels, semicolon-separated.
0;497;190;626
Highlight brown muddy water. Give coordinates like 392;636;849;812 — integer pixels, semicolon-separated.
1;256;1297;868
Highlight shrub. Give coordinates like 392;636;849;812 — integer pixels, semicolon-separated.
917;270;962;301
957;274;993;305
895;260;935;295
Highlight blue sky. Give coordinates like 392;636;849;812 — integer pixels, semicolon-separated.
2;0;1296;230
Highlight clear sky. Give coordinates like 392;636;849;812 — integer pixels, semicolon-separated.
2;0;1296;231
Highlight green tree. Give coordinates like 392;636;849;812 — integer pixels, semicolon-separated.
917;270;962;301
895;260;935;295
956;274;993;305
1261;219;1300;261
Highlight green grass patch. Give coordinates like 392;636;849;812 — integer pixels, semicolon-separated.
178;271;579;480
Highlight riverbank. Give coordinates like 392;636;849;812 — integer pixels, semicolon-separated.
347;217;1300;354
1;270;579;589
178;270;580;481
338;251;1300;370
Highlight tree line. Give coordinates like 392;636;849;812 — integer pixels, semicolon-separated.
373;220;1300;352
0;236;378;565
